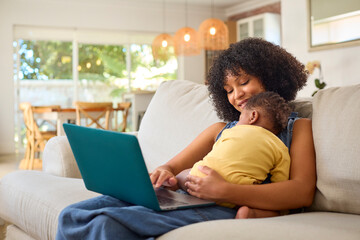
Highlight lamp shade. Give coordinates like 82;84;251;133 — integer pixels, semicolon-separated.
199;18;229;50
152;33;174;61
174;27;200;56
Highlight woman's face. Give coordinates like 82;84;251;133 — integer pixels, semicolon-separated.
224;71;265;112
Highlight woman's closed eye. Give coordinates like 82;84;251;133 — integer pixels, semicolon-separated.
226;89;233;94
240;79;250;86
224;77;250;94
224;86;233;94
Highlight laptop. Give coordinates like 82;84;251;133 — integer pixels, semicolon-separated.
63;123;215;211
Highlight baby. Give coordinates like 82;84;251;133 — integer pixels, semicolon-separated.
190;92;292;208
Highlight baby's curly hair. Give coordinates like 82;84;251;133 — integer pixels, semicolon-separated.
245;92;291;134
207;38;308;122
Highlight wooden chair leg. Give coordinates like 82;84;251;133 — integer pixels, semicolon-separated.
19;141;31;170
28;141;36;170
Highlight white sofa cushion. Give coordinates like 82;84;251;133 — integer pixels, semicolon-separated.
138;80;221;172
0;171;98;240
311;84;360;214
158;212;360;240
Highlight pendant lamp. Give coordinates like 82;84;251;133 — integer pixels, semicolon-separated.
152;0;174;61
199;0;229;50
174;0;200;56
174;27;200;56
152;33;174;61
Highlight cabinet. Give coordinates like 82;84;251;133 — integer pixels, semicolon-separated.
236;13;281;45
123;91;155;131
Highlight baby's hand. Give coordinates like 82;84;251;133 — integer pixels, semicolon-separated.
176;169;191;191
150;165;178;189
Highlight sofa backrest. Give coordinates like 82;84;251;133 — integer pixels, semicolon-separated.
289;98;313;119
310;84;360;215
138;80;221;172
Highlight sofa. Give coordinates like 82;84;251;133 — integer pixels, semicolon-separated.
0;79;359;240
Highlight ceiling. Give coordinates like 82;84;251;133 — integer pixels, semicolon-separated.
129;0;249;9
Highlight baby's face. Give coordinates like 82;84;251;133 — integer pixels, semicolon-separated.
237;108;252;126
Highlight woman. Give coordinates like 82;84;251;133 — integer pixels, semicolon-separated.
56;38;316;239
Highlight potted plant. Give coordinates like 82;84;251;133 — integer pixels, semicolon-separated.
306;60;326;96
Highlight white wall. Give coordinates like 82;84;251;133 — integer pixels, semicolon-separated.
0;0;224;154
281;0;360;98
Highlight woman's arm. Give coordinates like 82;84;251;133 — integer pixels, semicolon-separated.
186;119;316;210
150;122;226;188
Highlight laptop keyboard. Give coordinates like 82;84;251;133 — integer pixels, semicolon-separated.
155;188;190;206
157;196;188;206
154;187;215;209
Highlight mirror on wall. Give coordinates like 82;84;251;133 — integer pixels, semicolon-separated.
308;0;360;51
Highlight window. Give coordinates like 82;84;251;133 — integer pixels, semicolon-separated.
77;43;128;103
13;26;178;150
130;44;177;91
15;40;74;107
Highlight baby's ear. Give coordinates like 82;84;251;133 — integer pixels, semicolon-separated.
249;110;259;124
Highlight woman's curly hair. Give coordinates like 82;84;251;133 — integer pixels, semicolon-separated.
207;38;308;122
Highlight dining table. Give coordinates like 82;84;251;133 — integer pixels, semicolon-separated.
33;107;124;136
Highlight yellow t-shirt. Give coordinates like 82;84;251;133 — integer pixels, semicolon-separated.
190;125;290;207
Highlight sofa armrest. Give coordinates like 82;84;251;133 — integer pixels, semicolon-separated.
42;136;82;178
42;131;139;178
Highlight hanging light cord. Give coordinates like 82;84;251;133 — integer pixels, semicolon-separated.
211;0;214;18
185;0;188;27
162;0;165;32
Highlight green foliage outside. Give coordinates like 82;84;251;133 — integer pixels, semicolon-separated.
18;40;73;80
17;40;177;98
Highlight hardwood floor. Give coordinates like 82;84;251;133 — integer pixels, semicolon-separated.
0;219;8;240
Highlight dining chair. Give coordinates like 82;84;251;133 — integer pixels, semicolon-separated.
116;102;132;132
19;102;58;170
74;101;113;130
33;105;61;129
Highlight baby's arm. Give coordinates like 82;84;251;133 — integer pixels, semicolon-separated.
176;169;191;191
270;151;291;183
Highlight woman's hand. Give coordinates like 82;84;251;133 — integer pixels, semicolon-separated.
185;165;228;202
150;165;178;190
